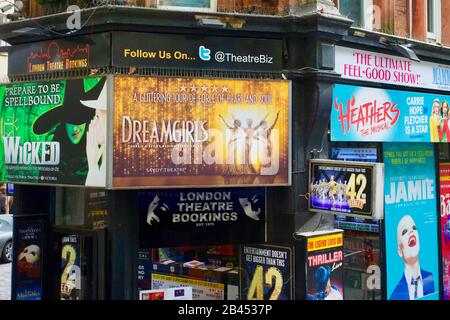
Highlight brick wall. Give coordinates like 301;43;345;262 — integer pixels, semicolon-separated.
412;0;427;41
441;0;450;46
394;0;408;37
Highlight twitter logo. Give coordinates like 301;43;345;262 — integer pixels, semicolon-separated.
199;46;211;61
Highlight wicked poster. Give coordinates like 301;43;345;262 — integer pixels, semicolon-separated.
0;77;108;187
14;219;45;300
138;188;265;247
113;76;290;188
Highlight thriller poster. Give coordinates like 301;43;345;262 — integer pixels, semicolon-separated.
0;77;108;187
305;232;344;300
113;76;290;188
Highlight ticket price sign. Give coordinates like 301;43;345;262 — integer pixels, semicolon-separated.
240;244;293;300
309;159;384;219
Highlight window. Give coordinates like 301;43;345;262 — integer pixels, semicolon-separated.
338;0;374;30
157;0;217;12
427;0;441;42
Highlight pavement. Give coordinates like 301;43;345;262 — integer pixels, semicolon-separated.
0;262;11;300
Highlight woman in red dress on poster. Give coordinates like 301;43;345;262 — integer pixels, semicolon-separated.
439;101;450;142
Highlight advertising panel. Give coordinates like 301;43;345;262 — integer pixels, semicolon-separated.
151;273;224;300
14;220;45;300
138;188;265;247
335;46;450;91
331;84;450;143
113;76;290;188
304;231;344;300
309;159;384;219
330;148;381;232
383;143;440;300
139;287;193;300
112;32;282;72
137;250;152;291
331;147;377;162
60;235;82;300
84;189;108;229
0;77;108;187
8;33;111;76
440;163;450;300
240;244;293;300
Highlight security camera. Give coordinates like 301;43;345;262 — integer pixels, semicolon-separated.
0;2;13;13
0;1;23;13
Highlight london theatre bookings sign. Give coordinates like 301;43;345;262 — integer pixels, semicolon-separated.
0;77;108;187
113;76;290;188
138;188;265;247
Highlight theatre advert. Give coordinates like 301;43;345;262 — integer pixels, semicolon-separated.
0;77;108;187
113;76;290;188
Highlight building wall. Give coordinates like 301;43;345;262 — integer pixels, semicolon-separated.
334;0;450;47
15;0;450;48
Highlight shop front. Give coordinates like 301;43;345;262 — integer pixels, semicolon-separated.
0;6;363;301
2;24;304;300
328;43;450;300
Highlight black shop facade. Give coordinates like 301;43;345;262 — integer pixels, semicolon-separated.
0;7;360;300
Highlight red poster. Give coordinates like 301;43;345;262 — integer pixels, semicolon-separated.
440;163;450;300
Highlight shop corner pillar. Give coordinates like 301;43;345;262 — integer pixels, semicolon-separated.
290;0;341;16
266;12;353;243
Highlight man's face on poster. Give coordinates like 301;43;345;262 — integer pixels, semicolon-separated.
397;215;420;264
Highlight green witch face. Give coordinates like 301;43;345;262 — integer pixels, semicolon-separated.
65;123;87;144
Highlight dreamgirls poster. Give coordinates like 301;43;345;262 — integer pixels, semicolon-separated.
113;76;290;188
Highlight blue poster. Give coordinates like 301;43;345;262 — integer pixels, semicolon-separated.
383;143;440;300
15;220;44;300
331;84;450;142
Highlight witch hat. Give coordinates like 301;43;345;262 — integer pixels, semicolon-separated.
33;77;107;135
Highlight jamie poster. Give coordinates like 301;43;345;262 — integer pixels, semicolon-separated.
305;232;344;300
331;84;450;143
113;76;290;188
60;235;81;300
240;244;293;300
383;143;439;300
14;220;44;300
440;163;450;300
0;77;107;187
138;188;265;247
